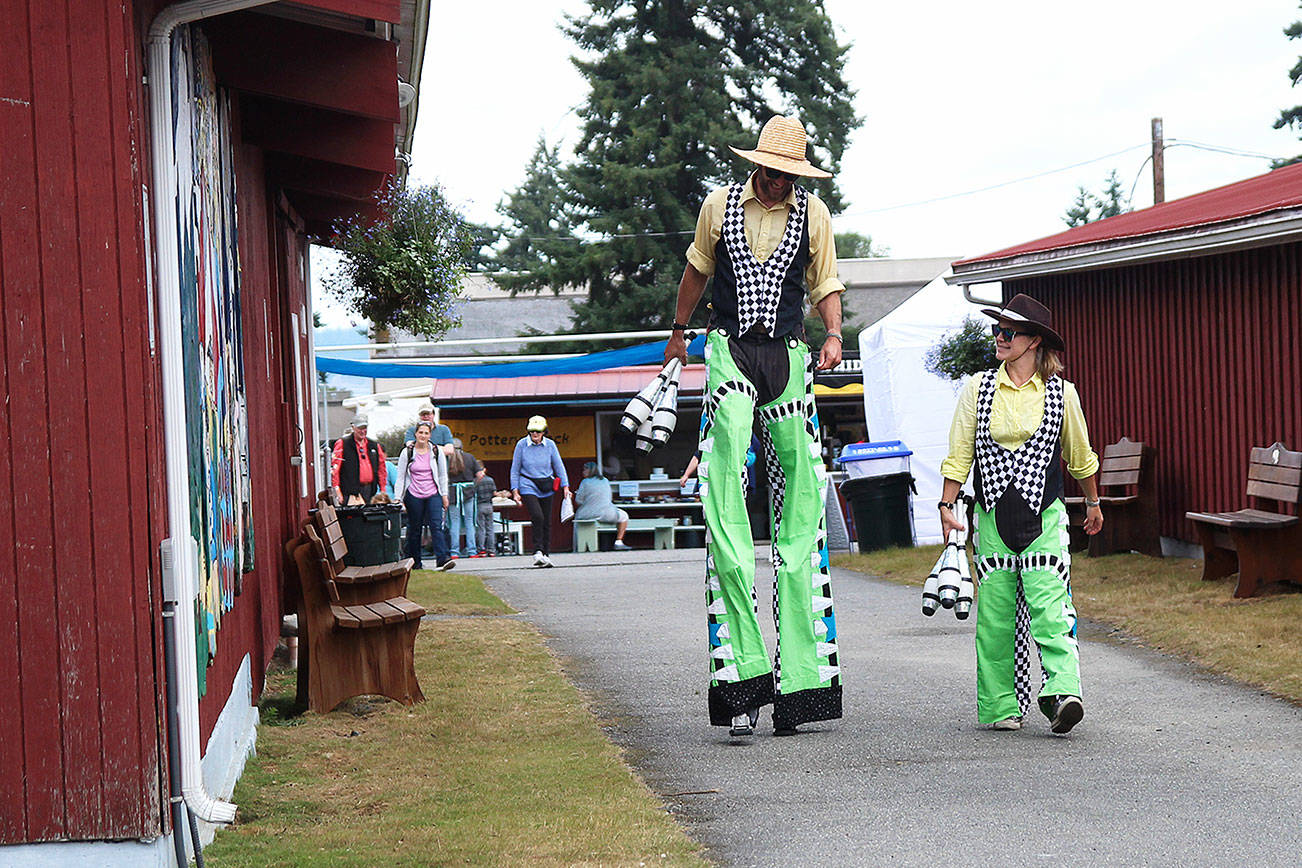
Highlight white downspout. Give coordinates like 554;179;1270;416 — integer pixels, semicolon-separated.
146;0;277;825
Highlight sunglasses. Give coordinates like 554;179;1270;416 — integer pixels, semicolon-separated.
990;323;1034;341
760;165;798;182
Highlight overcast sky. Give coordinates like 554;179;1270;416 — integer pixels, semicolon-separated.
318;0;1302;328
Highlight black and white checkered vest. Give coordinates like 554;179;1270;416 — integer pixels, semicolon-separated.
711;182;809;338
973;369;1065;514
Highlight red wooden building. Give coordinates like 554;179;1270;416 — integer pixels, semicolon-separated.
948;163;1302;548
0;0;428;863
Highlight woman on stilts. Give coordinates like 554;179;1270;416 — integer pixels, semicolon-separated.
939;294;1103;734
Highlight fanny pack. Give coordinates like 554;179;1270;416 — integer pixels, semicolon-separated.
525;474;556;493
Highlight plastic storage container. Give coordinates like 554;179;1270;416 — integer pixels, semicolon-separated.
336;503;406;566
837;441;916;551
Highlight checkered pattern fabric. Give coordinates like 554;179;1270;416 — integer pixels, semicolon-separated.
973;371;1065;512
976;550;1071;717
721;182;808;336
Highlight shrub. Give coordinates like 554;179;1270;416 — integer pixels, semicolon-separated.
924;317;997;381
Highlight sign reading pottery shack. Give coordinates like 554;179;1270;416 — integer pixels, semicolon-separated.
444;416;596;462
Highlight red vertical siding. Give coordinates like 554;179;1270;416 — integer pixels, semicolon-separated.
0;0;163;843
1018;242;1302;542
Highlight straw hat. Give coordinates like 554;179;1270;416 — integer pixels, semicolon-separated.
729;116;831;179
981;293;1065;352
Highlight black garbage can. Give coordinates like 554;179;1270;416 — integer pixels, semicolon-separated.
336;503;405;566
840;473;915;552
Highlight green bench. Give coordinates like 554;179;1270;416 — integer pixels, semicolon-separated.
573;517;677;552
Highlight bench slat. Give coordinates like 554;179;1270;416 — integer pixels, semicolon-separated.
1100;455;1143;473
1102;438;1144;458
1250;443;1302;468
1249;463;1302;486
331;605;364;628
1099;470;1140;487
1246;479;1302;504
386;596;427;620
1187;508;1298;529
363;600;406;624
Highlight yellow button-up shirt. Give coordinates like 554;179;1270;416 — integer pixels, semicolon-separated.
685;176;845;308
941;363;1100;484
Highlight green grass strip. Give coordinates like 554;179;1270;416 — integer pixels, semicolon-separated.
205;574;706;867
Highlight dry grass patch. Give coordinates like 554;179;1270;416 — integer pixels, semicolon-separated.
206;583;704;866
834;547;1302;704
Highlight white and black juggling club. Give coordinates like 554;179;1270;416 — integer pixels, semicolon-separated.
620;358;679;433
650;370;680;446
936;533;962;609
921;548;946;616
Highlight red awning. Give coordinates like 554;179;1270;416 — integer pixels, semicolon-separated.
955;161;1302;267
431;364;707;404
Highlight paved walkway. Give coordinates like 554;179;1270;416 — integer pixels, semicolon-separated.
476;547;1302;866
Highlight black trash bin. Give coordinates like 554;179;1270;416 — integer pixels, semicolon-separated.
336;503;406;566
840;473;916;552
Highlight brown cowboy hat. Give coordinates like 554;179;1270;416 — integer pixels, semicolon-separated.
729;115;832;179
981;293;1065;352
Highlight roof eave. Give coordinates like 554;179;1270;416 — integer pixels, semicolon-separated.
946;207;1302;286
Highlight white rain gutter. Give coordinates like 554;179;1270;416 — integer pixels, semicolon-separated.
147;0;277;825
946;208;1302;288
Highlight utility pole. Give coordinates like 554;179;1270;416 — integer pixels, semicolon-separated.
1151;117;1165;204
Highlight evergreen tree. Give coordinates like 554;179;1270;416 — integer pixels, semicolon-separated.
491;137;578;295
1272;4;1302;168
835;231;888;258
507;0;860;340
1062;170;1129;227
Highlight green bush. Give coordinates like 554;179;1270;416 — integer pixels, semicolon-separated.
924;317;997;381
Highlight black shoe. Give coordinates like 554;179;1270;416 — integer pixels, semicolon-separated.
438;560;456;571
1049;695;1084;734
773;726;799;737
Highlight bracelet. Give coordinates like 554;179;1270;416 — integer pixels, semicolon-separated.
672;322;689;331
1085;498;1101;508
825;332;842;341
937;500;956;511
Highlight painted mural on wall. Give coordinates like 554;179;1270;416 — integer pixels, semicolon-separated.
172;28;254;691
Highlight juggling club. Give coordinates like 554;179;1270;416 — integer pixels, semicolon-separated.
921;548;946;616
936;536;961;609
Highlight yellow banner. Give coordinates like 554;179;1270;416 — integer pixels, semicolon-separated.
443;415;597;462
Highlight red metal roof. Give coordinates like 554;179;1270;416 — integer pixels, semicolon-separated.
431;364;707;403
954;161;1302;267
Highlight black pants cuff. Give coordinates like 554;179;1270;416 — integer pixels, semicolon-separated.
772;684;842;729
708;673;775;726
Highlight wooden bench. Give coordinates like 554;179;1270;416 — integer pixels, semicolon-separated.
285;525;426;712
1065;437;1161;557
1186;441;1302;598
573;517;676;552
311;500;413;602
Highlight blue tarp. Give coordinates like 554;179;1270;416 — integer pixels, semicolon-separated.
315;335;706;379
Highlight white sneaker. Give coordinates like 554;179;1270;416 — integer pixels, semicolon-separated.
533;551;546;566
612;540;632;551
991;716;1023;731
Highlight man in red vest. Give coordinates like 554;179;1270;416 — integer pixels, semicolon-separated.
331;416;388;504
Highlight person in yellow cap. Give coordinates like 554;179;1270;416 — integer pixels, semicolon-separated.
510;415;571;567
665;116;846;737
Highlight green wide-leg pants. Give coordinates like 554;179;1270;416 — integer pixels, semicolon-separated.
973;499;1081;723
700;331;841;728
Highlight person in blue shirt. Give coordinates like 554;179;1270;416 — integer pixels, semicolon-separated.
510;415;571;567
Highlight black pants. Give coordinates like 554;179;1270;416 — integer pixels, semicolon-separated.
341;481;378;503
522;493;553;555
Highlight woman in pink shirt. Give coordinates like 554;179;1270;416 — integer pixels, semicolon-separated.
395;422;453;570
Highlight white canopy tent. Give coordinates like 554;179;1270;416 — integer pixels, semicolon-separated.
857;271;989;544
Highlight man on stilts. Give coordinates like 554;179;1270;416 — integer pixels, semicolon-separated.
665;116;845;738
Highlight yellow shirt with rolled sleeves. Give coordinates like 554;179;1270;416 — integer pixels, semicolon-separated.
941;363;1100;485
685;175;845;308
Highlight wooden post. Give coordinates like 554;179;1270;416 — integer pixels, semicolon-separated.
1151;117;1165;204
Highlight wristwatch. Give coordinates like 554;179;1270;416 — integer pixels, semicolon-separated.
1085;497;1101;508
825;332;842;341
937;500;956;511
672;322;689;331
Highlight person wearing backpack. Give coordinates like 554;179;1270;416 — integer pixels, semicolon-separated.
395;422;454;571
